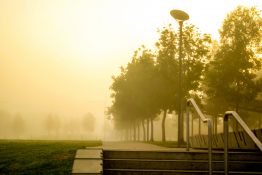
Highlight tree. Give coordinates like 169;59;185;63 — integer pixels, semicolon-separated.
204;6;262;117
155;24;211;142
44;113;60;136
109;46;159;141
126;46;159;141
0;110;11;138
155;25;178;142
13;113;26;139
82;112;95;132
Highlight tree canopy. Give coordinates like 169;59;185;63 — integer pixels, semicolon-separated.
204;6;262;114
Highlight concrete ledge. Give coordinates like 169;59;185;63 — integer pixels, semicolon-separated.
72;148;103;175
75;149;102;159
72;159;102;174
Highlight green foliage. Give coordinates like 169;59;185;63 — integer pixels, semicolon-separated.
155;24;178;112
108;6;262;140
155;24;211;113
109;46;158;130
204;6;262;114
182;25;211;96
0;140;101;175
109;23;211;142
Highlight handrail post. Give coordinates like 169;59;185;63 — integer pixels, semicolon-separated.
208;120;212;175
224;111;262;175
186;98;212;175
224;114;229;175
186;102;190;151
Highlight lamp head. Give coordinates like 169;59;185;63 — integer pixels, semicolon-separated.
170;9;189;22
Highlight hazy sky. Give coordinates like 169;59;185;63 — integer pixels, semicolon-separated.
0;0;261;121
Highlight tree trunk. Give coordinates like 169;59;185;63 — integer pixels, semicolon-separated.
191;113;194;136
129;127;132;141
199;117;201;135
147;119;149;141
138;123;140;141
134;122;136;141
213;116;217;135
259;117;262;129
142;120;146;141
235;80;240;132
125;129;128;141
150;118;154;142
128;129;130;141
162;110;167;142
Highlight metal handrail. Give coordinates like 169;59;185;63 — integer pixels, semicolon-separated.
186;98;213;175
224;111;262;175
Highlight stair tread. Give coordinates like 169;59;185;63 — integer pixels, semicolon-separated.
104;169;262;174
103;149;262;174
104;158;262;163
104;168;211;172
104;149;262;153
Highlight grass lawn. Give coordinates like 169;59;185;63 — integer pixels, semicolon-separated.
0;140;102;175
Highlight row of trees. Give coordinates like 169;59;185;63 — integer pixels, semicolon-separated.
45;112;95;136
108;6;262;143
0;111;26;139
0;110;96;139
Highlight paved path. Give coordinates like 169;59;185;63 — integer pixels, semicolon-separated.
102;141;213;152
102;141;187;151
102;141;166;150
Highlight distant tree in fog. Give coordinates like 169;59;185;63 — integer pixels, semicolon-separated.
13;113;26;139
64;119;80;137
82;112;95;132
44;113;60;136
0;110;11;137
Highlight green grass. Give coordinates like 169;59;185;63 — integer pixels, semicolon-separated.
0;140;102;175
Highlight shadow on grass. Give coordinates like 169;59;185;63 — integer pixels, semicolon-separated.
0;140;102;175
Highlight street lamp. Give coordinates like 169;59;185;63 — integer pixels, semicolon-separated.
170;9;189;146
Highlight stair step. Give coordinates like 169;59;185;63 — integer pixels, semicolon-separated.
103;159;262;171
72;148;103;175
103;150;262;161
72;148;262;174
104;169;212;175
104;169;262;175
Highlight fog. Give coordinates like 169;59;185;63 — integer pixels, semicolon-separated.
0;0;261;140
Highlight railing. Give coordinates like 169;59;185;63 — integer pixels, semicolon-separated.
224;111;262;175
186;98;213;175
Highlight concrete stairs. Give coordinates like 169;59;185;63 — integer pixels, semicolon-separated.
103;149;262;175
71;148;103;175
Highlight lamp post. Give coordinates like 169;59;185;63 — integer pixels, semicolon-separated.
170;9;189;146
